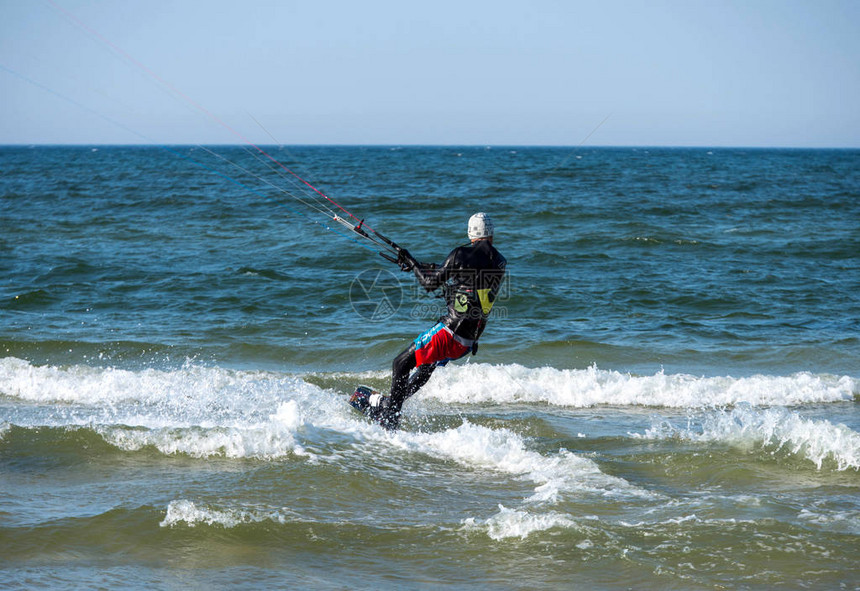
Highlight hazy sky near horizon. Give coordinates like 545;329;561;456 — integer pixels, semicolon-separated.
1;0;858;146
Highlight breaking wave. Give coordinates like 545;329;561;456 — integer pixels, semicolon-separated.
462;505;578;541
635;405;860;471
160;499;299;528
3;358;854;416
422;363;857;408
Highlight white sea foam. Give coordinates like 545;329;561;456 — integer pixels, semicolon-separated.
160;499;297;528
370;413;653;541
99;416;306;460
2;358;854;415
0;358;334;459
394;420;650;504
99;399;309;459
422;363;856;408
2;357;856;470
462;504;577;540
0;357;310;416
635;405;860;471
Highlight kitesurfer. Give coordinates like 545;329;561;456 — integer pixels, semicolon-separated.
369;212;507;430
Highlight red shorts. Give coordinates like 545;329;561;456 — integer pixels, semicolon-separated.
413;322;472;367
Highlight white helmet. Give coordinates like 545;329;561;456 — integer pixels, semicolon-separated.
467;212;494;241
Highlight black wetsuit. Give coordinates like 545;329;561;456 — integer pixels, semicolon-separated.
380;239;507;429
412;239;508;340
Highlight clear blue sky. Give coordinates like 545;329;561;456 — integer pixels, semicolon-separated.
1;0;858;146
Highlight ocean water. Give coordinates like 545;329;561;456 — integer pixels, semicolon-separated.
1;145;858;589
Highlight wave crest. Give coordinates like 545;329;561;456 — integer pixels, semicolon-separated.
160;499;297;528
635;405;860;471
462;504;578;540
423;363;856;408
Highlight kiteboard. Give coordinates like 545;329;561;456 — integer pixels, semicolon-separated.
350;385;403;430
349;385;389;417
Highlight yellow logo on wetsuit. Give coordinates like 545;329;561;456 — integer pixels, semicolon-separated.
453;289;495;315
477;288;495;315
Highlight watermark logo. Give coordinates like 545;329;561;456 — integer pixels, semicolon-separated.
348;269;403;320
348;268;512;323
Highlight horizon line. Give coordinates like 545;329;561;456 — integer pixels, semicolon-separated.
2;142;858;150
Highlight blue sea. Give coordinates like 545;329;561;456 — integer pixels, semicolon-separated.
1;145;858;589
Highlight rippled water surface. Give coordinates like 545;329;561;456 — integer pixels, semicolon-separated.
1;146;858;589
